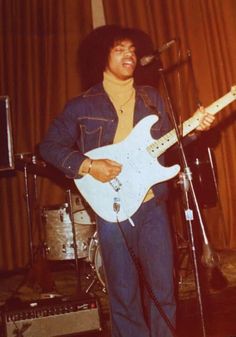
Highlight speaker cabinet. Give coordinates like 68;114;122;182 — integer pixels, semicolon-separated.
2;296;101;337
0;96;14;171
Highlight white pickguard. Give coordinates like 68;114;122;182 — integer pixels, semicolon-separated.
74;86;236;223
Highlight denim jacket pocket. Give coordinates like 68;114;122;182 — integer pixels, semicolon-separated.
78;116;113;153
79;124;102;153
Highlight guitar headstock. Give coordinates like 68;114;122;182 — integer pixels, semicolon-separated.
231;85;236;96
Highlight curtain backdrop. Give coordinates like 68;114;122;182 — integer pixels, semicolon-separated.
0;0;235;270
0;0;93;270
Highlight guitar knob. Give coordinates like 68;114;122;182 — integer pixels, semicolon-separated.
113;197;120;213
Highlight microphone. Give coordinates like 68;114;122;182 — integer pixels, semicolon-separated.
139;39;177;66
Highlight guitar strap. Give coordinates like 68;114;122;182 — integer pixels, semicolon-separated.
139;88;160;117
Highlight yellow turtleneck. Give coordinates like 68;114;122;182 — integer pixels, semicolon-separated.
103;71;135;143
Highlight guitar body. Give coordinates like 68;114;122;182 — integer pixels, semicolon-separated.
74;115;180;222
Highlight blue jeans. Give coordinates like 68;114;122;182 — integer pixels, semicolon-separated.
96;199;176;337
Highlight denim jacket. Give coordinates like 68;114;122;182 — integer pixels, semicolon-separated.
40;82;172;202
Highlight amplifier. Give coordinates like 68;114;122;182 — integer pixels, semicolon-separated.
1;296;101;337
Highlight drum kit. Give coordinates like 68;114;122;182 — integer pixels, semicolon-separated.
14;152;106;292
41;197;106;292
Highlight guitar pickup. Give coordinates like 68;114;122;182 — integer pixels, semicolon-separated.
109;177;122;192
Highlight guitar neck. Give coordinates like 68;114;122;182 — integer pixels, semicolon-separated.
147;86;236;158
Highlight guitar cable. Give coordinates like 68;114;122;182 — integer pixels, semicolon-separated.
115;215;178;337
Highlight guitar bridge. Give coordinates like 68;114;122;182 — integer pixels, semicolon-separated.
109;178;122;192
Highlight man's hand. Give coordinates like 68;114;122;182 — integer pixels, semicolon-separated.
82;158;122;182
195;107;215;131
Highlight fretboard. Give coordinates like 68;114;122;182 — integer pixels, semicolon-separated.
147;86;236;158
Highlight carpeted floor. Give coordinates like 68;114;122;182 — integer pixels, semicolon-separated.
1;249;236;337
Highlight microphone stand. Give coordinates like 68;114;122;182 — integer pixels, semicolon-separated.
157;62;209;337
183;51;219;269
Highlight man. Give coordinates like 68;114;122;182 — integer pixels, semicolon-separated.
40;25;214;337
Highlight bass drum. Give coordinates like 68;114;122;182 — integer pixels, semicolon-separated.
71;193;96;225
42;204;96;260
88;232;106;289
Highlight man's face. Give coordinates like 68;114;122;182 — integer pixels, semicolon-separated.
105;39;137;80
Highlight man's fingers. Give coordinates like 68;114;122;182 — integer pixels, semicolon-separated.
107;159;122;168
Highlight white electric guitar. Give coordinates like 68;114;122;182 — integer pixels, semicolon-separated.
74;86;236;223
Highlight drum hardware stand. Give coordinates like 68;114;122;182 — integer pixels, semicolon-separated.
66;189;82;295
85;264;106;294
207;147;228;235
174;231;192;285
9;154;56;297
15;153;48;267
22;158;35;267
84;233;106;294
85;273;97;294
194;147;228;290
157;59;217;337
85;270;102;294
